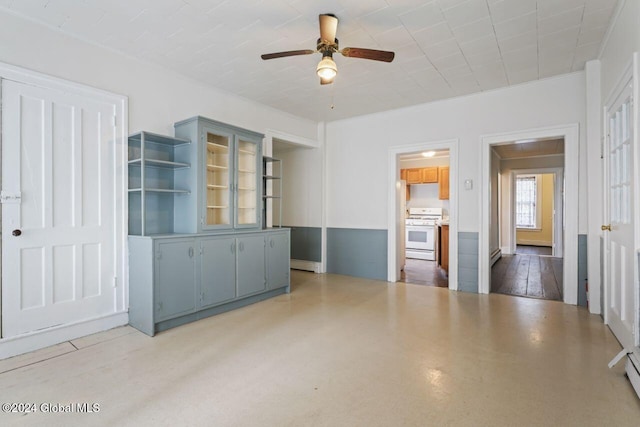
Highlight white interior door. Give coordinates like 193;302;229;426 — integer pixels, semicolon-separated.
603;78;635;350
1;79;117;338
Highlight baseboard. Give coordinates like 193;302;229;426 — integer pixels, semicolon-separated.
501;246;513;255
516;240;552;247
490;248;502;266
0;311;129;360
291;259;321;273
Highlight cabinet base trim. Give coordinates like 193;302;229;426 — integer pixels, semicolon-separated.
153;286;289;335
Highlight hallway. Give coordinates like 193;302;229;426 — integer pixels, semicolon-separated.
491;250;563;301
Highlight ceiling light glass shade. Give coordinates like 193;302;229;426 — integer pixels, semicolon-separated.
317;57;337;80
422;151;436;157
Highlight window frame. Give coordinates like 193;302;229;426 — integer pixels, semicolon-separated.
515;174;543;231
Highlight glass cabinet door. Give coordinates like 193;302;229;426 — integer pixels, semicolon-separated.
205;130;232;227
235;137;259;227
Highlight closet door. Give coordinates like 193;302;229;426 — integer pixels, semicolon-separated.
1;79;120;337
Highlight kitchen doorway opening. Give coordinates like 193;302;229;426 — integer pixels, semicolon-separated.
387;139;458;291
399;150;450;288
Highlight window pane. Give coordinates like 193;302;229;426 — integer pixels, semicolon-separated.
516;176;536;228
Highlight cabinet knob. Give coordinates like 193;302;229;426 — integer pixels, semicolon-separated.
12;229;21;236
270;239;274;248
601;224;611;231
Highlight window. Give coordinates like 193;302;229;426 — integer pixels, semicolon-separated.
516;175;537;229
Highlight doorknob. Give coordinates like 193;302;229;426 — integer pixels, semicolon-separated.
12;229;21;236
601;224;611;231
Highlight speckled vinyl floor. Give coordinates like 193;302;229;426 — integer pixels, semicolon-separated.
1;270;638;426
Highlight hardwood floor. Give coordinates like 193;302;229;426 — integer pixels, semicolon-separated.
491;253;563;301
516;245;552;255
400;258;448;287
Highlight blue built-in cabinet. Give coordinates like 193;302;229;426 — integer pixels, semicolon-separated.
127;118;290;336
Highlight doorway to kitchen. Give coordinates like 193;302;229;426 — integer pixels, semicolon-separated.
398;149;450;288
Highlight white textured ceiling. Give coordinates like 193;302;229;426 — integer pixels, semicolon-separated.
2;0;618;122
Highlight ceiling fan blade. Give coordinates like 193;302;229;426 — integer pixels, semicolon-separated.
341;47;395;62
319;14;338;43
320;76;334;85
261;49;315;60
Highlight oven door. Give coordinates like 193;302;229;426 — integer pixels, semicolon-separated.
406;225;433;250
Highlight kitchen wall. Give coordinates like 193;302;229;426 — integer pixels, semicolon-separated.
400;157;450;214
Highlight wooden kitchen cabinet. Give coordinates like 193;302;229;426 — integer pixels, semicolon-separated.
400;169;407;180
405;168;422;184
439;166;450;200
439;224;449;274
421;167;439;183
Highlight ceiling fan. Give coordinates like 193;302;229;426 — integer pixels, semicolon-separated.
260;14;395;85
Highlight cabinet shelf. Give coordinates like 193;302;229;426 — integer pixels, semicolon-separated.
207;164;228;171
263;196;280;199
129;131;190;147
207;205;229;209
238;169;255;173
238;148;255;155
238;187;255;191
207;142;229;152
263;175;281;180
128;158;190;169
129;188;190;194
238;206;256;209
207;184;228;189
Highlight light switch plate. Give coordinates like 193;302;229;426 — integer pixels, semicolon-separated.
464;179;473;190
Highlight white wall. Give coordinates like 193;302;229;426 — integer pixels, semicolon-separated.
273;144;323;227
600;0;640;101
326;73;586;233
0;10;317;140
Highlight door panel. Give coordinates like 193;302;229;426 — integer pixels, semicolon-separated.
267;233;289;290
237;235;266;297
155;239;196;321
200;237;236;307
604;79;635;350
1;80;117;337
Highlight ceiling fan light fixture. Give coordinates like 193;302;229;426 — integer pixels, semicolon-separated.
317;56;337;80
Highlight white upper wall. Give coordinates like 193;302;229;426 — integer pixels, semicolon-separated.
0;10;317;140
326;72;586;232
599;0;640;102
273;145;323;228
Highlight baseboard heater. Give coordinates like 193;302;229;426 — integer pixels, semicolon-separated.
490;249;502;267
290;259;321;273
627;354;640;399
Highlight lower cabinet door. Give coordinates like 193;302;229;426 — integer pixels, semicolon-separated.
155;239;197;321
237;235;266;297
200;237;236;307
267;232;289;290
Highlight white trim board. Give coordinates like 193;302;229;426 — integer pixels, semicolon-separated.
388;139;459;291
480;125;579;304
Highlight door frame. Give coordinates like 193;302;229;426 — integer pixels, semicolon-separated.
480;125;579;304
507;167;564;257
0;61;128;359
387;139;459;290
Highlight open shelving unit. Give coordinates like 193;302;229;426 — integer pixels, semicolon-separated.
262;156;282;228
128;131;191;235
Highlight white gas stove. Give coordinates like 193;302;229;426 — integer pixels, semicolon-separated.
405;208;442;260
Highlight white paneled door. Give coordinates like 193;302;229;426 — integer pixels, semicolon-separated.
604;76;635;351
1;79;118;338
